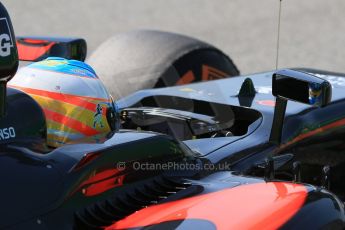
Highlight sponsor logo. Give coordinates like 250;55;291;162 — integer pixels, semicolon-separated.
0;127;16;140
93;104;104;128
0;17;14;57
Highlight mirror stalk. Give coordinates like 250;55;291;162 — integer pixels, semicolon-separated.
269;97;287;145
270;69;332;145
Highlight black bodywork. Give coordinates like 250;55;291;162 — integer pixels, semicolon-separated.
1;68;345;229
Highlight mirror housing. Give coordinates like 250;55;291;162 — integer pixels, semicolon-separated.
16;36;87;62
0;2;18;118
272;69;332;107
270;69;332;145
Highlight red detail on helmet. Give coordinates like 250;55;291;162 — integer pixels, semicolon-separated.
44;109;100;136
10;85;108;113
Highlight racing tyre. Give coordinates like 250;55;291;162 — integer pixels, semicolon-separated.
87;30;239;99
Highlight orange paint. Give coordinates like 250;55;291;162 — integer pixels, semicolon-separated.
106;182;307;230
83;175;125;196
17;40;55;61
176;65;228;86
81;168;121;185
21;38;50;44
202;65;228;81
176;70;195;85
71;168;125;197
10;85;108;113
257;100;276;107
44;109;100;136
281;117;345;149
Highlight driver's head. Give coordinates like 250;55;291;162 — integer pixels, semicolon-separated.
9;57;118;147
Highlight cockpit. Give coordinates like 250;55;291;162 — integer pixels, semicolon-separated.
121;95;262;141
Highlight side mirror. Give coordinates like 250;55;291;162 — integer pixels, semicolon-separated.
16;36;87;62
272;69;332;107
0;2;18;118
270;69;332;145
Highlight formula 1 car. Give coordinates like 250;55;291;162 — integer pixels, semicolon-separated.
1;2;345;230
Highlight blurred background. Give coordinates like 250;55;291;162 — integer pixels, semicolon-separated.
3;0;345;75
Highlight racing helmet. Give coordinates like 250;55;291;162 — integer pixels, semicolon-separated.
309;82;322;106
9;57;119;147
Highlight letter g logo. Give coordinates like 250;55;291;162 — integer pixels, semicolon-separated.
0;33;11;57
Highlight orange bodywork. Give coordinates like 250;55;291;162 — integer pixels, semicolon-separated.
107;182;307;230
16;39;55;61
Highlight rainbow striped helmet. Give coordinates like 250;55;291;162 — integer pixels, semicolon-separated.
9;57;118;147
